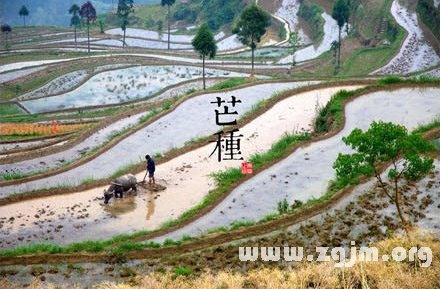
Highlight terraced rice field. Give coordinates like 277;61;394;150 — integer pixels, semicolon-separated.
1;0;439;287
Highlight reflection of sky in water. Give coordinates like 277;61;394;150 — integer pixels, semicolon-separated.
21;66;250;113
155;87;440;241
278;13;347;64
1;82;313;198
226;47;289;58
0;111;149;175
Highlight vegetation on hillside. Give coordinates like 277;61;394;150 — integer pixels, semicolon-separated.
233;4;271;75
192;23;217;89
123;0;246;31
298;0;324;41
334;121;435;238
417;0;440;42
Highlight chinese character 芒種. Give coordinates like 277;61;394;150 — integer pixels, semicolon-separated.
209;129;244;162
210;95;242;126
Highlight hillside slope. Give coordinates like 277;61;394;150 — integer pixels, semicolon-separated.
0;0;158;27
108;0;249;32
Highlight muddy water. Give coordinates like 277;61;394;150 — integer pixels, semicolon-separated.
0;84;361;248
0;81;316;198
154;87;440;242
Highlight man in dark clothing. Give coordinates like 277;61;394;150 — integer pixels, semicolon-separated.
145;154;156;185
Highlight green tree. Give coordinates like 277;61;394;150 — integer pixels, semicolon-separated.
145;17;155;28
332;0;349;69
157;20;163;39
79;1;97;54
99;20;105;34
333;121;435;239
69;4;81;47
330;40;339;62
161;0;176;50
1;24;12;51
192;23;217;90
346;0;351;34
19;5;29;27
233;4;270;76
288;31;301;67
117;0;134;47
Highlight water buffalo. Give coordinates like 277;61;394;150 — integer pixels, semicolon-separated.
104;174;137;204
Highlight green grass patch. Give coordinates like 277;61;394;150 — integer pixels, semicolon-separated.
138;108;162;124
163;239;182;247
208;78;252;91
174;267;193;276
0;103;23;116
111;241;161;255
0;106;125;123
229;220;256;230
184;135;210;146
249;133;310;168
80;177;96;185
298;0;324;42
341;28;406;76
0;243;63;257
417;0;440;42
0;172;27;181
413;119;440;134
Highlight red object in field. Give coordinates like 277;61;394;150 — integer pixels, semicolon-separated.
51;120;58;133
241;162;253;174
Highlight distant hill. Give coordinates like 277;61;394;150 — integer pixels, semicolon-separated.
126;0;248;31
0;0;159;27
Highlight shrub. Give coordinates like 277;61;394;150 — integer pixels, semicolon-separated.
277;198;290;214
174;267;192;276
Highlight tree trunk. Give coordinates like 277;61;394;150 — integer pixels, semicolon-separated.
338;26;341;68
74;26;77;48
202;55;206;90
167;5;170;50
87;22;90;54
251;44;255;77
123;28;126;48
5;33;9;51
394;179;411;240
23;16;26;27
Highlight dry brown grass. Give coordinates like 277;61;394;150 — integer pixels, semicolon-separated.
0;231;439;288
89;230;440;289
